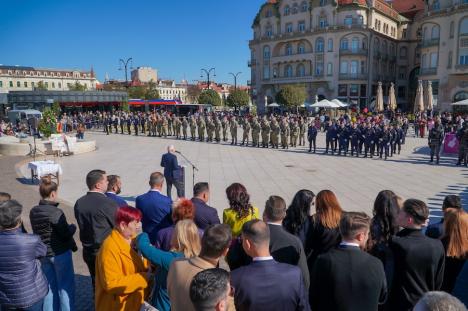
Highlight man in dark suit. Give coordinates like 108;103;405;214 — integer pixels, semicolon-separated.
135;172;173;244
263;195;309;290
425;195;461;239
74;169;118;287
105;174;127;207
388;199;445;311
310;212;387;311
230;220;310;311
161;145;184;199
191;182;220;230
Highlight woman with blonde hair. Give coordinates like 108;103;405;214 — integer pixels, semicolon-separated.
441;208;468;293
137;216;201;311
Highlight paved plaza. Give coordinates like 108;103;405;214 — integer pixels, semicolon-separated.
18;130;468;220
2;130;467;310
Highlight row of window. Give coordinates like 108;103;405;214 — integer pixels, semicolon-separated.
0;80;89;89
283;1;309;15
1;70;87;78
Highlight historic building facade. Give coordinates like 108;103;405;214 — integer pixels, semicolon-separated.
0;65;99;92
249;0;468;112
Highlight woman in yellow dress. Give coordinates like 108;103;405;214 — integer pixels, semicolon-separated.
222;183;259;237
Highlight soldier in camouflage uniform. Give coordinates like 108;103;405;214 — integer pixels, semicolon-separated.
261;117;270;148
298;117;307;146
214;116;222;143
198;116;206;142
181;116;188;140
174;116;181;139
206;116;215;142
290;119;299;147
241;117;251;146
161;115;168;138
280;118;289;149
270;118;280;149
157;115;163;137
167;116;173;136
230;116;238;145
189;116;197;141
251;117;261;147
221;116;229;142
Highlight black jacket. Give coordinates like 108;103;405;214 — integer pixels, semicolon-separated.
74;192;117;252
29;200;77;257
388;228;445;311
310;245;387;311
268;224;310;290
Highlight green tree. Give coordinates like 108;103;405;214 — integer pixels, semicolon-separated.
51;101;61;116
38;108;57;138
144;80;160;100
69;81;87;91
121;99;130;112
127;86;146;99
197;89;222;106
36;81;47;90
226;89;250;110
275;84;307;107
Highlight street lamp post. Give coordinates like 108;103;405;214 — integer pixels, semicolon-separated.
119;58;133;88
228;72;242;90
200;68;216;89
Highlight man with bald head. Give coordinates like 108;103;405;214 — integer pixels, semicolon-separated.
230;219;310;311
161;145;184;199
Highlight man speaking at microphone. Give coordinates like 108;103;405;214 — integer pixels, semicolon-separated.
161;145;184;199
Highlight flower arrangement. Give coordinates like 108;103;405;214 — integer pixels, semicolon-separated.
38;107;57;138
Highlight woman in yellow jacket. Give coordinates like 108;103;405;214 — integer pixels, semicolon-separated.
95;206;149;311
223;183;259;237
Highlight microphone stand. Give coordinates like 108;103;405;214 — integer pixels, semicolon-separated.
175;151;198;192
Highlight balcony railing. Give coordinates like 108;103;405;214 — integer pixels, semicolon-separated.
419;68;437;75
373;51;381;59
272;75;322;83
421;38;440;48
248;60;257;67
339;48;368;56
339;73;368;80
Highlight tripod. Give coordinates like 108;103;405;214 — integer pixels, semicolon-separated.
29;131;46;161
175;150;198;193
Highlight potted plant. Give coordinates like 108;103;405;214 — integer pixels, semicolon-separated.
38;108;57;139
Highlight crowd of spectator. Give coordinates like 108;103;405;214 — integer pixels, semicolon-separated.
0;169;467;311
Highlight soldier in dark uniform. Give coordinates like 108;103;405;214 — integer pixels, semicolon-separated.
457;122;468;166
140;115;146;135
103;114;110;135
379;125;391;160
358;122;366;154
325;121;337;155
337;123;349;156
373;123;382;157
307;122;317;153
395;124;404;155
113;115;118;134
428;121;444;164
389;125;396;157
126;115;132;135
364;123;375;158
350;123;360;157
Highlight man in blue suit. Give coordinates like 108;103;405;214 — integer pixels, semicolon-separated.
160;145;184;199
105;175;127;207
230;219;310;311
135;172;173;244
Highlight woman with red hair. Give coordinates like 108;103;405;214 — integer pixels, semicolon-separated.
155;199;203;251
95;206;149;311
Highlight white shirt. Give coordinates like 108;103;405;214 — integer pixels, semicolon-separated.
253;256;274;262
339;241;360;248
266;222;282;226
150;189;161;193
88;190;106;196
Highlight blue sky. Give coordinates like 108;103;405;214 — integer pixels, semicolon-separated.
0;0;265;85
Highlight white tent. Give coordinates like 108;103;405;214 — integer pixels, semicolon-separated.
376;82;384;112
331;99;349;108
414;80;425;113
311;99;340;108
268;102;280;107
451;99;468;106
425;81;434;111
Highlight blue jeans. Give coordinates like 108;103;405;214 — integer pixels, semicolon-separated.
41;250;75;311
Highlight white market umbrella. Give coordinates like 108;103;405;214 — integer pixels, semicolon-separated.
425;81;434;111
376;82;384;112
388;82;397;111
414;80;424;113
451;99;468;106
331;99;349;108
268;102;280;107
311;99;340;108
